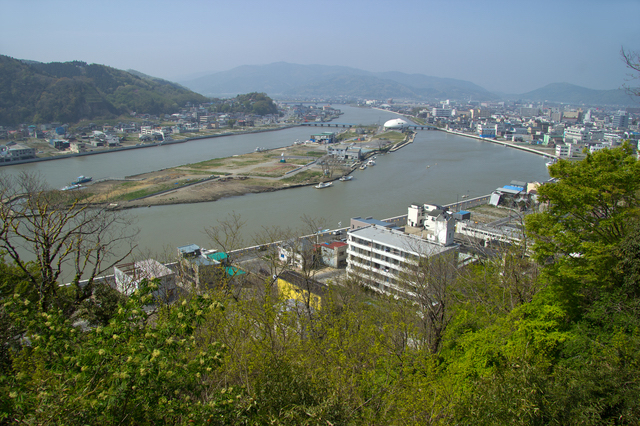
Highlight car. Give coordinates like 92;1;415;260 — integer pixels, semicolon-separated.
332;230;342;236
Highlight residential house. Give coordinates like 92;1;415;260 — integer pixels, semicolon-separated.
177;244;219;288
317;241;348;268
278;238;317;270
114;259;177;301
277;270;327;311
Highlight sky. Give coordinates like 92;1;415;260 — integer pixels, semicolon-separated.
1;0;639;94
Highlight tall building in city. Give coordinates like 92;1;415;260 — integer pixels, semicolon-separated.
612;111;629;129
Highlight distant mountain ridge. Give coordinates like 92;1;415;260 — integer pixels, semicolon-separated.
511;82;636;106
180;62;496;101
180;62;637;106
0;55;208;126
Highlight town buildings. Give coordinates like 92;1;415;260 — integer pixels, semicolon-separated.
0;143;36;162
346;224;458;297
114;259;177;301
277;270;327;311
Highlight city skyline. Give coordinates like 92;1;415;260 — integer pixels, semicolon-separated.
1;0;639;95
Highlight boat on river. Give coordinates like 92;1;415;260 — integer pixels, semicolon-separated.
61;184;82;191
314;182;333;189
339;175;353;181
359;164;367;170
72;175;92;185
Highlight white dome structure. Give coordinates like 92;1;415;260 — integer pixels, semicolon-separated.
383;118;409;130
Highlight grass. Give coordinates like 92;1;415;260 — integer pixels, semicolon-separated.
228;158;263;167
372;131;406;143
186;159;226;169
117;181;140;189
280;170;323;184
238;164;297;177
111;180;192;201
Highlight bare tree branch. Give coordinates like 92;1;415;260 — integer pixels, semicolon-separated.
0;172;138;311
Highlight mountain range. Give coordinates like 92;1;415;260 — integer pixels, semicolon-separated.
0;55;208;126
1;55;637;127
179;62;496;101
179;62;637;106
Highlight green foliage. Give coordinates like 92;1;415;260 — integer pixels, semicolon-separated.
0;55;208;126
209;92;278;116
526;143;640;315
444;146;640;424
2;146;640;424
1;280;236;424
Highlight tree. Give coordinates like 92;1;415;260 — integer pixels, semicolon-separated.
1;280;238;424
400;250;459;353
525;144;640;315
621;47;640;98
203;211;247;297
0;172;138;313
446;145;640;424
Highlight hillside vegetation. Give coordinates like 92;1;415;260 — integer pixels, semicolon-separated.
0;55;209;126
1;145;640;424
209;92;278;116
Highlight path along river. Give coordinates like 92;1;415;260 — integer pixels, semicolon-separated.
3;106;550;261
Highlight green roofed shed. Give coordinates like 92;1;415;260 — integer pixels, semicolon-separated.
207;252;228;262
225;266;245;277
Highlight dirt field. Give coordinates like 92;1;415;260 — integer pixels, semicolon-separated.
82;144;353;208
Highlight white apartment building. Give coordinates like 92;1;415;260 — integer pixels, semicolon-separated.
604;133;624;145
477;122;496;138
556;143;576;157
0;144;36;162
589;143;607;154
455;221;523;246
140;126;168;139
564;126;590;144
432;107;453;118
407;203;456;246
346;225;457;297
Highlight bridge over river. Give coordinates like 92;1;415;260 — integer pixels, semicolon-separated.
300;122;438;130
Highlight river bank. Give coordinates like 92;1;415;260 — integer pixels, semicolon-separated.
0;124;297;167
84;143;344;209
442;129;558;158
80;128;413;209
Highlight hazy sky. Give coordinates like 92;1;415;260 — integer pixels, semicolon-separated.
1;0;639;94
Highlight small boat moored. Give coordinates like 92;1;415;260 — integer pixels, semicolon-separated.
60;184;82;191
72;176;92;185
339;175;353;181
314;182;333;189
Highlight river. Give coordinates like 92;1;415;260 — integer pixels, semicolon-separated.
2;106;550;261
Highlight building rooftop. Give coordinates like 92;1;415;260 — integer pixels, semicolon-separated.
349;225;455;257
496;186;523;195
351;217;396;228
325;241;347;249
278;270;326;297
207;252;228;262
116;259;173;279
178;244;201;256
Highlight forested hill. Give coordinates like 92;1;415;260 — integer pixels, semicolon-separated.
0;55;209;126
209;92;279;115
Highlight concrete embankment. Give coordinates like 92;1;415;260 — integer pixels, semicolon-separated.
443;129;558;159
389;131;415;152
